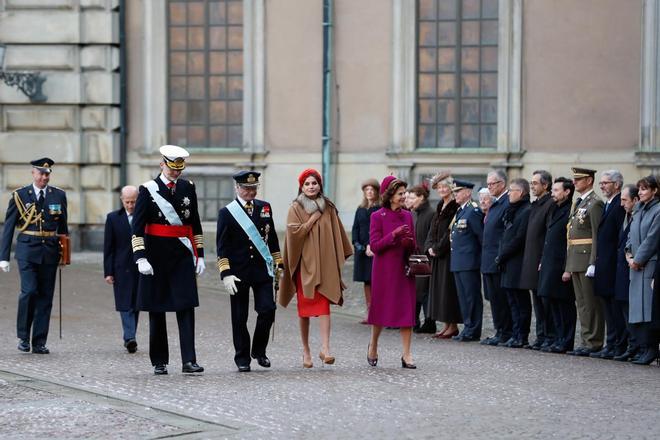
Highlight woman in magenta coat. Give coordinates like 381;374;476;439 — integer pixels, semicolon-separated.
367;175;417;368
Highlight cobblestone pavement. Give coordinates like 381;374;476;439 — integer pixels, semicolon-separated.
0;253;658;439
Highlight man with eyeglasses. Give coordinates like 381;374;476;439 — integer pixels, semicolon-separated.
564;167;605;357
480;170;514;347
591;170;626;359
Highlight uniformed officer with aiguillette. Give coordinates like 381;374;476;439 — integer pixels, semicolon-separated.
563;167;604;356
0;158;68;354
132;145;206;375
216;171;281;372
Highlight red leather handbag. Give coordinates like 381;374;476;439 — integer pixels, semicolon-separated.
406;254;431;277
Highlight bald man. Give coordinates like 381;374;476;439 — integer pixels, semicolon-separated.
103;186;141;353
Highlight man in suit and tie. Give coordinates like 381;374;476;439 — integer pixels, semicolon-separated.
449;180;484;342
0;158;68;354
480;170;513;346
216;171;281;372
613;184;640;361
104;185;141;353
591;170;626;359
565;167;605;356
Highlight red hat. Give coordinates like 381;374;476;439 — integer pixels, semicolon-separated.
298;168;323;190
380;175;398;195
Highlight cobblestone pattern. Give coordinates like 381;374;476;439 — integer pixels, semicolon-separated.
0;254;657;439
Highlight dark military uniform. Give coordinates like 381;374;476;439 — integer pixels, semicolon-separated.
132;176;204;367
216;173;281;369
0;168;68;352
449;186;484;341
566;178;604;353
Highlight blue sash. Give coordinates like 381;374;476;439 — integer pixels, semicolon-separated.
227;200;274;277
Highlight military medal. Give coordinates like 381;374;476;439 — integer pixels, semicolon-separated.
183;209;191;219
260;205;271;218
182;197;190;206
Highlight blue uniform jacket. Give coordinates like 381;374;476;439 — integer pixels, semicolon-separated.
103;208;139;311
0;184;68;265
481;193;509;273
216;198;281;283
450;201;484;272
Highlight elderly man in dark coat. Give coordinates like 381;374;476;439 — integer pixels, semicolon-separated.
104;185;141;353
495;178;531;348
538;177;577;353
613;184;640;361
480;170;513;346
591;170;626;359
520;170;555;350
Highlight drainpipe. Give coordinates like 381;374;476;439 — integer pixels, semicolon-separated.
322;0;333;198
118;0;127;187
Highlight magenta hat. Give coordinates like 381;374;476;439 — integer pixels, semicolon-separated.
380;175;398;195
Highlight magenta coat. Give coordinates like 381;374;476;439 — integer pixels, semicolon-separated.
367;207;417;327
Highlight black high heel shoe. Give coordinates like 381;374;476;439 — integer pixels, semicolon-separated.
401;357;417;369
367;345;378;367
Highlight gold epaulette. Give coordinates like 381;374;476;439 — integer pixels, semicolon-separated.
217;257;230;272
131;235;145;252
194;234;204;249
272;251;282;266
470;201;479;209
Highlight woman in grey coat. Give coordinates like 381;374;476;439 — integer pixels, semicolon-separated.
626;175;660;365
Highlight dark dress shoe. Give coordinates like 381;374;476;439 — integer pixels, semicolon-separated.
154;364;168;375
613;347;638;362
455;334;478;342
589;347;614;359
632;348;659;365
253;356;271;368
182;362;204;373
501;338;524;348
480;336;501;346
528;340;544;350
567;347;592;356
32;345;49;354
438;329;459;339
17;340;30;352
124;339;138;354
549;345;568;354
237;364;251;372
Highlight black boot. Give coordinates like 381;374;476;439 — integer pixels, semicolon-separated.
417;318;437;334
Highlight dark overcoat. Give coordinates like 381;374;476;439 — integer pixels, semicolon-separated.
538;201;574;299
519;193;554;289
424;199;462;322
103;208;139;311
351;205;379;282
412;200;435;302
614;219;632;302
481;193;509;274
132;177;204;312
593;193;626;298
497;196;531;289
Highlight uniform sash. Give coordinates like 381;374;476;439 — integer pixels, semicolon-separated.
227;200;274;277
143;180;196;265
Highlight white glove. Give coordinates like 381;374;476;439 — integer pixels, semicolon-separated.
585;264;595;278
196;258;206;276
0;260;9;273
223;275;241;295
137;258;154;275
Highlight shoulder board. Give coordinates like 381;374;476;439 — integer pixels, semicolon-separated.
50;185;62;191
188;180;194;185
470;201;479;209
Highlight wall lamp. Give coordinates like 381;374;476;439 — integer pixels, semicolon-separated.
0;44;47;103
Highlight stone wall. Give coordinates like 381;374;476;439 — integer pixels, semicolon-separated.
0;0;120;249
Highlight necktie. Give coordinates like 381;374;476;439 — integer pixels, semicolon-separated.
572;197;582;215
128;214;133;226
37;190;44;210
245;201;254;216
167;181;175;194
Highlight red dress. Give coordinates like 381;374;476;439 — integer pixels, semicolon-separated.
295;270;330;317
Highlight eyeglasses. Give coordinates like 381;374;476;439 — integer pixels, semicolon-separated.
486;181;503;187
599;181;614;186
508;187;522;192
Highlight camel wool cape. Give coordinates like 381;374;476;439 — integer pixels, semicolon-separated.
278;198;353;308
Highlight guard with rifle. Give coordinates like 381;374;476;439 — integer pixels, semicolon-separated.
0;158;68;354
